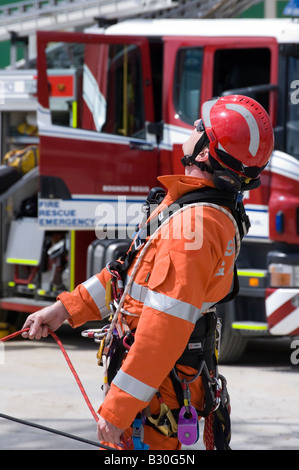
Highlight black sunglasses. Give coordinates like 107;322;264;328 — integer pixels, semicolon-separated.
196;119;205;133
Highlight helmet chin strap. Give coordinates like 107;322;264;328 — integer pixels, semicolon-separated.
181;131;213;173
181;131;260;192
209;154;261;191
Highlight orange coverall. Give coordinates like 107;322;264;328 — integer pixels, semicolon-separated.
58;174;236;450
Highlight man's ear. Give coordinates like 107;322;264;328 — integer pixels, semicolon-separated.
195;146;210;162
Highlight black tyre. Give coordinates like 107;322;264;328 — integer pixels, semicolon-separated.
217;302;247;364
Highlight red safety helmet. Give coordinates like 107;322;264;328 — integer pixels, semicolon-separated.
201;95;274;190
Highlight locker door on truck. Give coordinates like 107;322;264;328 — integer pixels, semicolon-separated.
37;31;159;233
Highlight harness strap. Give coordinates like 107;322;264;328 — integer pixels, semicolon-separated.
105;194;242;370
110;187;249;294
181;131;211;172
168;312;232;449
145;392;178;437
103;188;239;449
213;402;232;450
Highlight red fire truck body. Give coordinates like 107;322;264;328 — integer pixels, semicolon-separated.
1;18;299;361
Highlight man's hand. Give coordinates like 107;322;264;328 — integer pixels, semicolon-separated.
97;415;125;445
21;301;70;339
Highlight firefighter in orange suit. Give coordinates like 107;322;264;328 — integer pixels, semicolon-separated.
22;95;274;450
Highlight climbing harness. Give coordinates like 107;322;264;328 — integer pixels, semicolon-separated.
81;185;249;450
81;185;246;450
168;311;231;450
0;328;116;450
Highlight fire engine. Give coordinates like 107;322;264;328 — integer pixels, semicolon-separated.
0;18;298;362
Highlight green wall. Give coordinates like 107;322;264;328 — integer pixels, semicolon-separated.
0;0;31;68
240;1;292;18
239;2;265;17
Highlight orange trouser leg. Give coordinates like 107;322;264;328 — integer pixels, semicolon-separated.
143;425;182;450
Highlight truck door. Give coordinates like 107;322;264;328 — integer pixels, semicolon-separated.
209;39;278;242
37;31;158;233
164;37;278;185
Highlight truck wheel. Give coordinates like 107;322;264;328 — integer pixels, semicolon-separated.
217;303;247;364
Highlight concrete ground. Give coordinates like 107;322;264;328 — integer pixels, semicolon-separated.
1;323;299;451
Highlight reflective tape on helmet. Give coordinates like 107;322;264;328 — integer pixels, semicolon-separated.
225;103;260;157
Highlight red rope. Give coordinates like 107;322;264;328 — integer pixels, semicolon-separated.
203;413;215;450
1;328;99;424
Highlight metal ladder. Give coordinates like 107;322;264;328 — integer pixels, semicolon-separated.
142;0;262;19
0;0;177;41
0;0;262;46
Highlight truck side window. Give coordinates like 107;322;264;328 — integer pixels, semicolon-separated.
45;42;146;139
213;48;271;112
174;48;203;125
45;42;85;128
102;44;145;139
287;56;299;158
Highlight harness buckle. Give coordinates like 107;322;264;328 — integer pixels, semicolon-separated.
132;413;149;450
134;236;143;251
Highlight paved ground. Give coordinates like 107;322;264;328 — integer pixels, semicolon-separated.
1;323;299;451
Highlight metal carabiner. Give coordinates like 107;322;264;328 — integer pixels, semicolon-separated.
210;376;222;412
81;325;110;343
96;337;106;365
172;360;205;386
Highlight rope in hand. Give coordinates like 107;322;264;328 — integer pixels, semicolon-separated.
0;328;115;450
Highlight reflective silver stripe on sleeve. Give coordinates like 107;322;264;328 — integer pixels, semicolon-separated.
113;369;157;402
144;289;203;324
127;278;205;324
129;279;148;303
82;276;110;316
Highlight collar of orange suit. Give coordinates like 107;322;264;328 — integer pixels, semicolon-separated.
157;174;216;200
